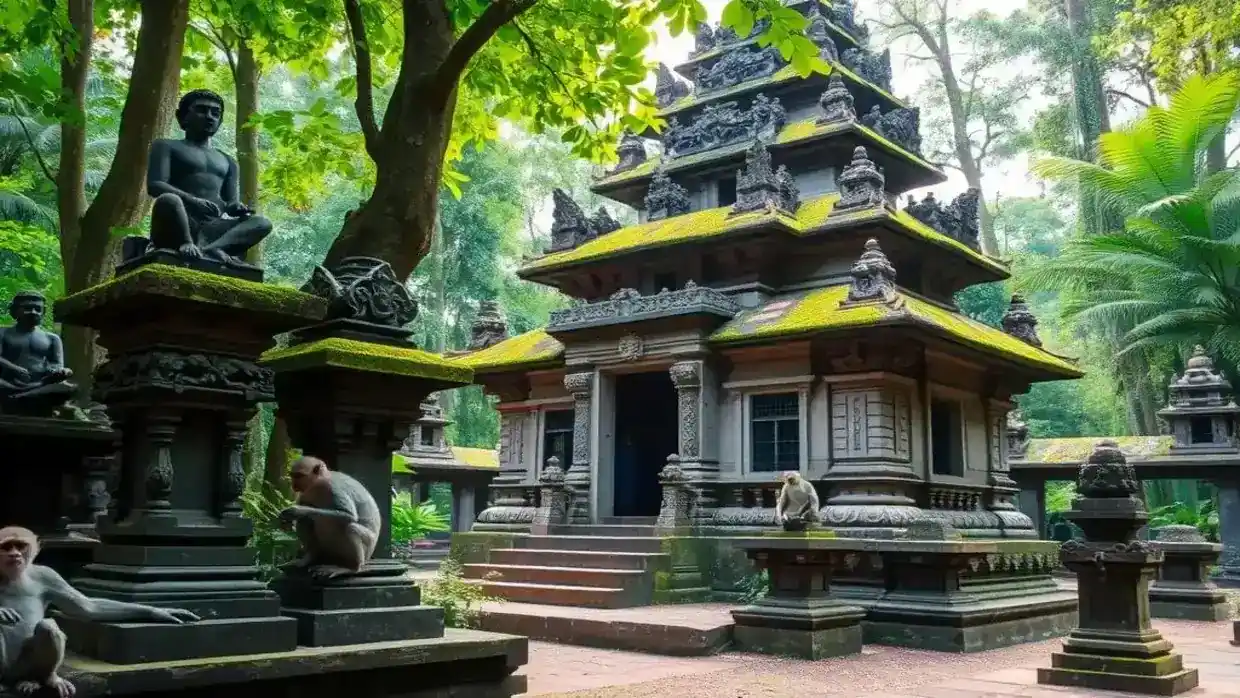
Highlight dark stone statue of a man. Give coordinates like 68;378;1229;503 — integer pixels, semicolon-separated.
0;291;76;416
140;89;272;270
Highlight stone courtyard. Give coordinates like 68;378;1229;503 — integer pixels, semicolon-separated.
520;618;1240;697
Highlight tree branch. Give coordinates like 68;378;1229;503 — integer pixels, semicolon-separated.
1106;88;1150;109
432;0;540;99
342;0;380;158
14;115;57;186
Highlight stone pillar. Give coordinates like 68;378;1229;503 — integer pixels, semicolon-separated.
474;408;537;531
1016;480;1047;537
670;361;718;516
1213;478;1240;587
1037;440;1199;695
986;400;1035;537
1149;525;1228;621
531;457;570;535
564;371;595;524
656;455;693;531
459;485;477;532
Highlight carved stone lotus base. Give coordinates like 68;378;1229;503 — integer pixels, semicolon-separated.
271;559;445;647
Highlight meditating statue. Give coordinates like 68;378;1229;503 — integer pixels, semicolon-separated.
0;291;76;416
134;88;272;272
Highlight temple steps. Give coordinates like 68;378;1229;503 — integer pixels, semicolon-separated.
466;529;670;608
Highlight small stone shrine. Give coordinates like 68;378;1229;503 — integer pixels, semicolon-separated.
1157;345;1240;454
0;289;116;576
1037;440;1199;695
1148;524;1228;621
455;0;1083;609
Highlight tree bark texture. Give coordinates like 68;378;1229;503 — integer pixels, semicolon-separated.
235;38;263;264
264;414;292;494
1064;0;1120;237
57;0;190;398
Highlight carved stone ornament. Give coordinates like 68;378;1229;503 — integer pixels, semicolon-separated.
844;239;899;306
904;517;962;541
644;169;691;221
662;94;786;160
692;22;716;56
1166;345;1233;407
904;189;980;250
564;371;594;397
94;350;275;400
1155;523;1206;543
468;300;509;351
531;456;570;531
617;333;644;361
548;281;740;332
836;146;887;212
548;188;595;252
827;0;862;39
805;3;839;61
696;45;781;94
1076;440;1140;499
590;207;621;236
818;74;856;124
841;47;893;92
305;256;418;329
731;141;799;216
1001;295;1042;347
655;63;691;107
670;362;701;459
1006;409;1030;460
656;454;693;528
860;105;923;155
610;131;648;174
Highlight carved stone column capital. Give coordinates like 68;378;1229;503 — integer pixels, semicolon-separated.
564;371;595;396
670;361;702;389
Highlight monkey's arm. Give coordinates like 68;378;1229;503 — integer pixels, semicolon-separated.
36;566;165;622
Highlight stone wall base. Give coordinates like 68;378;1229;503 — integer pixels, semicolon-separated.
1038;651;1199;696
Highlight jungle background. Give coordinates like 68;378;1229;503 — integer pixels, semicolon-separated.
1;0;1238;539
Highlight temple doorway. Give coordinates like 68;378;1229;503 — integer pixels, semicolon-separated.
612;371;679;518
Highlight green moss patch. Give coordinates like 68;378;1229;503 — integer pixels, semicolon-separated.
1024;435;1174;464
54;263;326;322
260;337;473;384
457;329;564;373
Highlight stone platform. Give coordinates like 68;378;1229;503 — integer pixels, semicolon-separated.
53;628;526;698
477;601;735;656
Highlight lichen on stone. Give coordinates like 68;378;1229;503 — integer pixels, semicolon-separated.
457;328;565;373
260;337;473;384
54;263;326;323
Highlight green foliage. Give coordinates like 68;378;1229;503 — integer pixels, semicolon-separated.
1109;0;1240;90
1149;499;1220;542
420;558;497;629
954;281;1007;328
0;220;62;313
390;499;451;546
738;568;769;604
241;474;299;582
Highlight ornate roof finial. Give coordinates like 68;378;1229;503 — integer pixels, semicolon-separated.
844;239;899;305
692;22;716;56
805;4;838;61
590;207;621;235
1077;440;1140;500
644;169;691;221
818;74;856;124
547;188;592;253
836;146;886;211
655;63;690;107
1001;295;1042;347
611;131;647;174
469;300;509;351
732;142;798;216
948;188;981;250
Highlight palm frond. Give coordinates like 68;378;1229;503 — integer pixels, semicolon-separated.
0;190;56;231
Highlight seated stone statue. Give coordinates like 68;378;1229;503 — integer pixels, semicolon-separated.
141;88;272;268
0;291;76;416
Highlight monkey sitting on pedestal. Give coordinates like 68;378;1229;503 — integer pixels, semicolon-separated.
279;456;381;581
775;472;821;532
0;526;199;698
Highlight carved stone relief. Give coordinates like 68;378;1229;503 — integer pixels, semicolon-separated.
835;147;886;212
731;141;799;216
670;361;703;460
860;105;923;155
644;169;691;221
662;95;786;160
904;189;981;250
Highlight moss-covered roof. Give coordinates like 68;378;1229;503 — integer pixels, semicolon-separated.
710;285;1081;376
392;446;498;473
54;263;326;324
456;329;565;374
659;61;903;119
1019;436;1175;464
260;337;473;384
519;193;1007;279
597;117;940;189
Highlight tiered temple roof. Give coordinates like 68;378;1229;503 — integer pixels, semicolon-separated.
461;0;1078;383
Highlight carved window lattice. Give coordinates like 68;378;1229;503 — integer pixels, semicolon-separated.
750;393;800;472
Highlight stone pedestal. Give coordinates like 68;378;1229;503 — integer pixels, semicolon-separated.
1037;441;1199;695
1213;479;1240;587
53;264;325;664
1149;525;1229;621
260;256;473;648
731;535;866;660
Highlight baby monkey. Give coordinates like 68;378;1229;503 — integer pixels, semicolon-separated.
280;456;381;581
0;526;199;697
775;472;821;531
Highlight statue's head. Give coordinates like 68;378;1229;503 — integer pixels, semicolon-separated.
176;89;225;139
8;290;45;329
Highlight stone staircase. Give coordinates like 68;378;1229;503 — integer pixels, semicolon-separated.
462;517;669;608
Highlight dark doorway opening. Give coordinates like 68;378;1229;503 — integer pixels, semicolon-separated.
613;371;679;518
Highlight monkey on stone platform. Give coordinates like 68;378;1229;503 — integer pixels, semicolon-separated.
0;526;198;698
279;456;380;581
775;472;820;531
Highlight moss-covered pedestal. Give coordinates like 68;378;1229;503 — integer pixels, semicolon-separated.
731;533;867;660
53;264;326;664
1037;442;1199;695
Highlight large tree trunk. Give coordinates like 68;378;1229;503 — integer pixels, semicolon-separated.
1064;0;1118;237
264;414;292;494
59;0;190;396
234;38;263;264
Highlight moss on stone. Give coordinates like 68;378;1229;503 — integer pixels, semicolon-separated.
457;329;565;373
448;532;521;565
54;263;326;322
710;284;1082;377
259;337;473;384
1024;435;1174;464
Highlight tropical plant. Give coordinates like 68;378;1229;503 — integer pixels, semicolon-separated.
738;569;770;604
420;558;496;629
390;500;451;547
1148;499;1220;541
1024;72;1240;367
241;473;300;581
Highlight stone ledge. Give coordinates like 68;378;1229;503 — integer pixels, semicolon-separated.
478;602;733;657
260;336;473;384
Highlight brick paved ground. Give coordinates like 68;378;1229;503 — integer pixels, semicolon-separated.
521;619;1240;697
